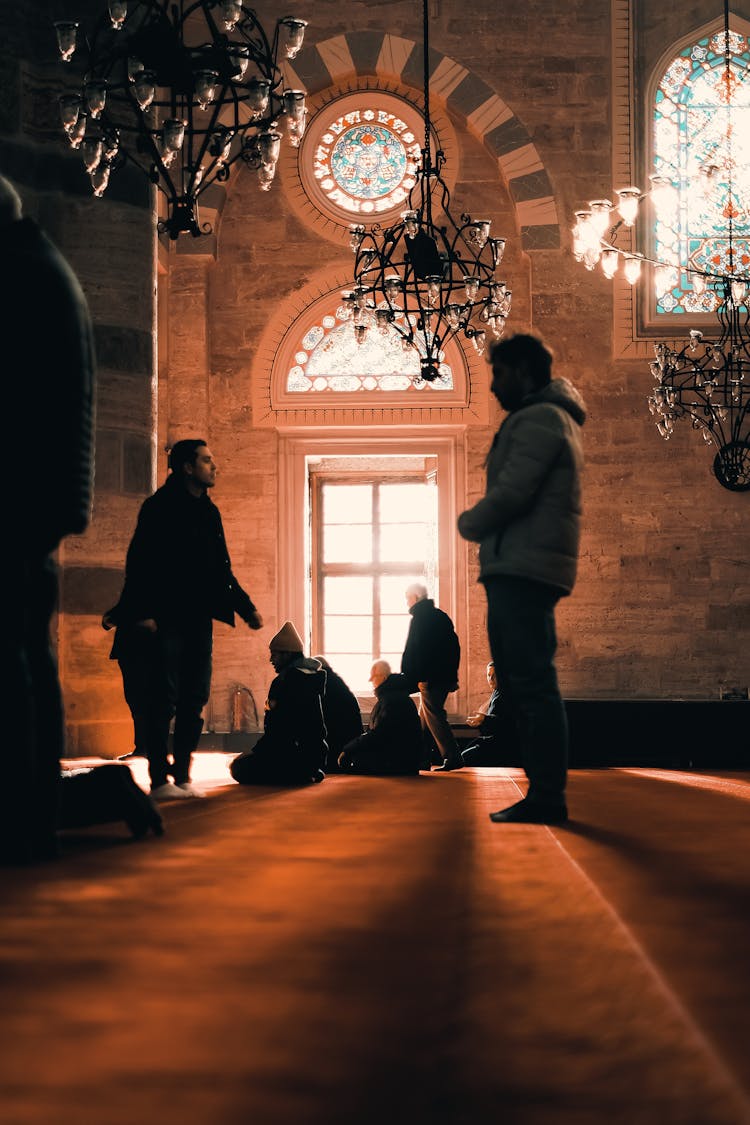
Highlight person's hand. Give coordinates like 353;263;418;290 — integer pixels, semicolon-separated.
136;618;158;633
246;610;263;630
417;680;428;691
466;713;484;727
101;613;115;631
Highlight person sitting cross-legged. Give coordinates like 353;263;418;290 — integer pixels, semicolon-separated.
338;661;421;777
460;660;519;766
230;622;328;787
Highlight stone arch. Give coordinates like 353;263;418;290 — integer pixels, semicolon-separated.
197;30;560;254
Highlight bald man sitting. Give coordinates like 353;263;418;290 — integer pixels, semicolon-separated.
338;661;422;776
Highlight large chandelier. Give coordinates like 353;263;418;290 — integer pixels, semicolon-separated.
53;1;307;239
344;0;510;384
572;0;750;490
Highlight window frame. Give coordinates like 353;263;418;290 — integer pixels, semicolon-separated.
311;469;438;690
277;428;468;711
641;18;750;333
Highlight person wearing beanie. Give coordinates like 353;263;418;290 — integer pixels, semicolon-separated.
230;622;328;786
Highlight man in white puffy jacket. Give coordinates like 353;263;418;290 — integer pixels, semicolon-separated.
458;334;586;824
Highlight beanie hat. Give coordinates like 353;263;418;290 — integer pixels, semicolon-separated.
269;620;304;653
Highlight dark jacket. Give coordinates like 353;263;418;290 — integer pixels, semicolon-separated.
258;656;328;777
457;378;586;594
401;598;460;693
110;474;257;629
321;667;362;763
5;217;95;555
343;673;421;774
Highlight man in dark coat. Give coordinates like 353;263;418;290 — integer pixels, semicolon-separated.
2;175;95;864
110;440;263;799
401;584;462;771
231;622;328;786
458;334;585;824
339;661;421;776
313;656;362;772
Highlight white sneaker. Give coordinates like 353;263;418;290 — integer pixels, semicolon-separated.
151;782;194;801
176;781;206;798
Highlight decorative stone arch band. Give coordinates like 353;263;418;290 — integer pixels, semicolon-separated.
285;30;560;251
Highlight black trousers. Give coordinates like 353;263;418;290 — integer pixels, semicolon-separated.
3;554;63;863
484;576;568;803
140;618;213;788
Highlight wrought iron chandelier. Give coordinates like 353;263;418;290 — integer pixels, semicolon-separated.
344;0;510;384
54;1;307;239
572;0;750;490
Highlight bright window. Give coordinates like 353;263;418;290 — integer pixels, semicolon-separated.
653;27;750;315
311;469;438;692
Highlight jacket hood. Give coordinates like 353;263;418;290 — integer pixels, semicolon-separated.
289;655;324;675
523;377;587;426
409;597;435;617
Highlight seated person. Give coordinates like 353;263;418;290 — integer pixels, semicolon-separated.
231;622;328;786
338;661;421;776
314;656;363;773
461;661;518;766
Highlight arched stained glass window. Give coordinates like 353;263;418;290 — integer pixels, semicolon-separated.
286;301;454;393
653;27;750;315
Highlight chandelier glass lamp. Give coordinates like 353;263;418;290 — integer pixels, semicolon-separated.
572;0;750;490
54;1;307;238
344;0;510;384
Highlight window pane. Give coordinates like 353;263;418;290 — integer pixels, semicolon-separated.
380;614;410;654
323;483;372;523
324;615;372;653
324;576;373;614
381;653;408;679
380;522;429;562
379;482;434;521
323;524;372;563
379;574;425;614
324;653;375;693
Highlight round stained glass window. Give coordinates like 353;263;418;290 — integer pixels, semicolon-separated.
300;93;438;226
329;123;410;204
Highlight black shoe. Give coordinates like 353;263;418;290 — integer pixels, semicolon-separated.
489;798;567;824
311;769;325;784
435;756;463;772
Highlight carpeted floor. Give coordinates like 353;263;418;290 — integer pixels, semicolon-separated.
1;759;749;1125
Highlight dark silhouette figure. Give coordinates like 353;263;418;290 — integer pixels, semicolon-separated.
458;334;585;824
460;661;519;766
111;440;262;800
1;176;95;864
339;661;422;776
401;583;462;771
313;656;362;772
231;622;328;786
